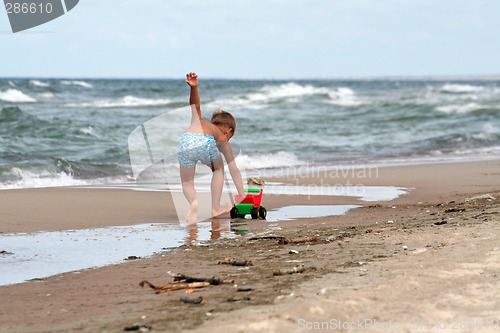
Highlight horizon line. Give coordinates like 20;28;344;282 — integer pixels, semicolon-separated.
2;74;500;81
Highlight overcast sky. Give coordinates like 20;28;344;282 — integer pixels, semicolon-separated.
2;0;500;79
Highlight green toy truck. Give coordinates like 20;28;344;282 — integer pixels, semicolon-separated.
230;188;267;220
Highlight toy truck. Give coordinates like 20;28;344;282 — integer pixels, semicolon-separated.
230;188;267;220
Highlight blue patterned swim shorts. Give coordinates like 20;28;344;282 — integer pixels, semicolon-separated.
178;133;220;168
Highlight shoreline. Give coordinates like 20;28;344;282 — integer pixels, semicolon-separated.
2;152;500;192
1;158;499;234
0;158;499;332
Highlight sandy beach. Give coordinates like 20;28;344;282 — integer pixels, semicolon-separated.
0;159;499;332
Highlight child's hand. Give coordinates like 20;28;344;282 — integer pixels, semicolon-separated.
185;72;199;87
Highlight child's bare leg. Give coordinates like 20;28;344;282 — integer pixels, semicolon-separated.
180;166;198;223
211;157;231;218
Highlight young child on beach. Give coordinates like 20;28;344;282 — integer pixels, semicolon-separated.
178;72;245;223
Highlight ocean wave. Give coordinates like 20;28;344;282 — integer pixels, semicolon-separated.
235;151;303;170
325;87;363;107
259;83;329;99
439;84;484;94
208;83;321;110
1;167;90;189
78;126;101;138
66;96;172;108
209;96;267;110
435;103;486;114
0;106;54;132
61;80;93;89
0;107;69;140
0;165;130;190
471;123;498;140
30;80;50;88
256;83;362;107
210;83;361;110
365;146;500;166
0;106;25;122
0;89;37;103
449;146;500;157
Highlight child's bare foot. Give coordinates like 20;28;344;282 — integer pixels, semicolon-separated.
185;200;199;223
212;205;232;218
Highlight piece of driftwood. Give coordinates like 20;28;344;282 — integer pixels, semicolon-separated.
366;227;399;233
444;208;466;213
124;324;152;332
434;221;448;225
173;274;234;285
278;236;318;245
218;258;255;266
273;265;305;276
248;236;286;241
140;280;210;294
124;255;141;260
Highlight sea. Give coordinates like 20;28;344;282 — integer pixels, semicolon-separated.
1;78;500;189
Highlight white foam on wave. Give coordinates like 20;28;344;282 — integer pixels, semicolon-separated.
8;81;16;87
1;168;89;190
235;151;303;170
418;83;500;110
258;83;363;107
435;102;485;114
449;145;500;157
472;123;498;140
30;80;50;88
208;83;323;110
79;126;101;138
209;83;362;110
439;84;484;94
326;87;363;107
0;89;37;103
0;167;128;190
61;80;93;89
66;96;172;108
260;83;328;99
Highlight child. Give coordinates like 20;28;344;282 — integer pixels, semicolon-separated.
178;72;245;223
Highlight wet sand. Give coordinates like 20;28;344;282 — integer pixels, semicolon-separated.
0;159;499;332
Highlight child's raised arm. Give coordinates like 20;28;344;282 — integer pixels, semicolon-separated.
186;72;201;123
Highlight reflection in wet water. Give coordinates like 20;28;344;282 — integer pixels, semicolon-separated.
186;220;234;245
0;223;212;286
0;219;256;286
231;222;250;235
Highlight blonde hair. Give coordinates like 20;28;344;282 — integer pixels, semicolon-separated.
211;109;236;135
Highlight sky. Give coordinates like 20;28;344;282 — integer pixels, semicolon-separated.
1;0;500;79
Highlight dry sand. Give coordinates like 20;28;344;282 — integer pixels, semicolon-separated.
0;159;499;333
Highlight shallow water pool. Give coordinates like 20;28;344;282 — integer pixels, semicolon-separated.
0;184;409;286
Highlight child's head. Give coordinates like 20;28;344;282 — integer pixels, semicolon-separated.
211;109;236;140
